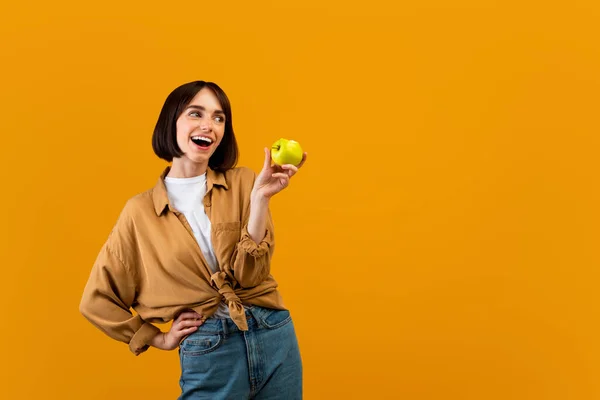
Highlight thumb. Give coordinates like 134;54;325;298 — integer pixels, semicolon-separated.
263;147;271;171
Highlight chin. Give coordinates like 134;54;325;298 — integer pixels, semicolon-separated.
187;156;208;164
187;153;211;164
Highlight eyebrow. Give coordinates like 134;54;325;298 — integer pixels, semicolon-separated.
185;105;225;115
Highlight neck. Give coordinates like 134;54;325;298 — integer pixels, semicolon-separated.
167;158;208;178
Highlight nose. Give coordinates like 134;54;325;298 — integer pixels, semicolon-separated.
200;118;212;132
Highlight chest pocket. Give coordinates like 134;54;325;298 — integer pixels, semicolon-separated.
211;221;242;267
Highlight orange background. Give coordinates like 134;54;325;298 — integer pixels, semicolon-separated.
1;0;599;399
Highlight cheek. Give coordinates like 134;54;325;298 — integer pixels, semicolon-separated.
215;129;226;146
175;122;189;142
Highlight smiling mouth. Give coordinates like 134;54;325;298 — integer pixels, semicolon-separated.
191;136;213;148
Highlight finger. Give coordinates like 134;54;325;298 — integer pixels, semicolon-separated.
275;174;290;188
176;319;204;330
176;312;202;321
271;172;290;182
176;326;199;339
296;152;307;169
280;164;299;177
177;311;202;319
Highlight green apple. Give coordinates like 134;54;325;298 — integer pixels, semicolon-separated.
270;138;303;166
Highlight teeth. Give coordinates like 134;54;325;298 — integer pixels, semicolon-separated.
192;136;212;144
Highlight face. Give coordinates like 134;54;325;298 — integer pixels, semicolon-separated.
174;87;226;168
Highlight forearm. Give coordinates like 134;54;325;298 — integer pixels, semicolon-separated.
80;296;161;355
247;190;270;244
80;245;162;355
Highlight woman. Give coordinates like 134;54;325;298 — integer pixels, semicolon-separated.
80;80;306;399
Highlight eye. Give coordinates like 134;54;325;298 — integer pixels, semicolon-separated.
189;111;200;117
214;116;225;123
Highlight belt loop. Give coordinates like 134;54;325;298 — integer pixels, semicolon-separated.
248;306;263;329
221;318;229;337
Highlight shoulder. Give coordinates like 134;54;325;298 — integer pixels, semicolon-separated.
223;166;257;192
125;189;156;214
224;166;256;182
106;189;155;244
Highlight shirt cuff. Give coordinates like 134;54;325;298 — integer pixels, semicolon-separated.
238;225;273;257
129;321;161;356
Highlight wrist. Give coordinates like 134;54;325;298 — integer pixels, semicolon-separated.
149;331;165;349
251;189;270;206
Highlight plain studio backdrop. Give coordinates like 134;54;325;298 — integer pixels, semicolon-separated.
1;0;599;399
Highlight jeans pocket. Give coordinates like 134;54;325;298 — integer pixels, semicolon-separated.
260;308;292;329
180;334;223;357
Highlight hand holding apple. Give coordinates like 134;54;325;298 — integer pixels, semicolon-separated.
252;139;307;200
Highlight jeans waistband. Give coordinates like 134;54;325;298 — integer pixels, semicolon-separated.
202;306;266;335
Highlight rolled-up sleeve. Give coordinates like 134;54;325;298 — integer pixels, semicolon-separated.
231;210;275;288
79;243;160;356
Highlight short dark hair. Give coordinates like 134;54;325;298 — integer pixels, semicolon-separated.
152;81;238;171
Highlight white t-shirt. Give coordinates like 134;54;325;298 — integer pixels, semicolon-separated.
164;173;231;319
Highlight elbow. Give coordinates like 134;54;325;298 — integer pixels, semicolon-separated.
237;276;262;289
232;238;274;288
79;297;90;320
235;260;271;288
236;273;263;289
79;291;95;322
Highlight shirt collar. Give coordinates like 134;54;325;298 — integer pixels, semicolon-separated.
152;166;229;216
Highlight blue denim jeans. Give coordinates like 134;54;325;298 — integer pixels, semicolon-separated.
177;306;302;399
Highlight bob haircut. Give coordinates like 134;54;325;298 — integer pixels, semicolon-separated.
152;81;238;171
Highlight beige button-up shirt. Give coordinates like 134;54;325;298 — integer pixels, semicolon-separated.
80;166;285;355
